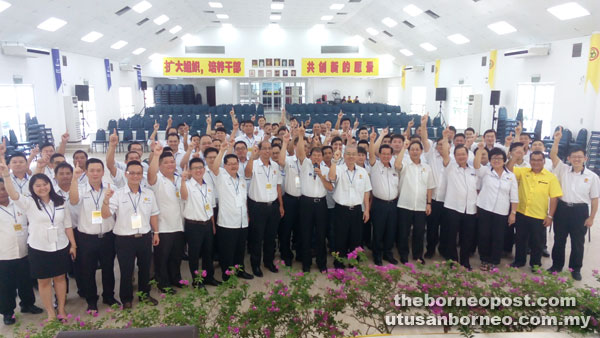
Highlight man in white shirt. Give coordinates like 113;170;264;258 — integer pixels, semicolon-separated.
6;152;31;197
106;132;150;189
101;161;160;309
235;120;261;150
329;145;372;269
234;141;251;185
165;133;186;174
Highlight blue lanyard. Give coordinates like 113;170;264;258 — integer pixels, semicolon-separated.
0;204;17;223
262;163;271;182
79;173;87;183
198;181;209;205
12;174;28;192
90;183;104;210
230;176;240;195
42;202;56;226
127;188;142;214
346;169;356;185
206;170;215;186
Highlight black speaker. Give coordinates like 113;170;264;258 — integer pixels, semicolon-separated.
75;85;89;102
490;90;500;106
435;87;447;101
141;81;148;91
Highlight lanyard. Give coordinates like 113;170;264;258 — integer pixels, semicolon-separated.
79;173;87;183
245;136;255;147
198;181;209;205
230;176;240;195
206;170;215;186
127;188;142;214
90;183;104;210
295;159;300;173
42;201;56;226
0;204;17;223
262;163;271;182
346;168;356;185
169;175;180;191
12;174;28;193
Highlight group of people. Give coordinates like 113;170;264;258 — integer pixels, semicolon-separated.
0;108;596;326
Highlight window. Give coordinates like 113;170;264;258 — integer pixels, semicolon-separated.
80;87;97;134
448;86;472;130
238;80;306;113
144;87;155;108
410;86;426;114
0;84;35;141
119;87;134;118
516;83;554;137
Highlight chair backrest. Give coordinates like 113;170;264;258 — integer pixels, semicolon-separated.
576;128;588;145
136;128;147;141
95;129;106;141
123;129;133;141
9;130;18;146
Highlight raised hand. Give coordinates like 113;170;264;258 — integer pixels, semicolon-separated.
181;169;191;180
505;132;514;144
167;116;173;127
407;118;415;129
183;123;190;134
109;128;118;146
104;183;115;200
0;138;6;157
0;162;8;176
61;132;69;143
337;110;344;120
515;121;522;135
251;114;256;122
554;126;563;141
220;140;229;152
333;149;342;161
230;108;235;116
353;118;359;129
442;127;451;139
73;166;84;179
421;113;429;126
369;127;377;142
477;141;485;150
153;120;160;131
404;139;411;149
283;131;291;143
382;127;389;136
298;126;306;136
153;141;164;156
206;114;212;125
30;145;39;159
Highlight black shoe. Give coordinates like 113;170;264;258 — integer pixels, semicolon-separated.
318;265;327;273
571;271;582;281
547;267;561;274
252;266;264;277
21;304;43;314
204;278;222;287
3;315;15;325
284;259;292;267
509;262;524;268
424;251;434;259
302;266;310;273
237;270;255;280
383;255;398;265
123;302;132;310
400;256;408;264
143;296;159;306
265;264;279;273
374;258;383;266
86;303;98;312
416;257;426;265
542;249;550;258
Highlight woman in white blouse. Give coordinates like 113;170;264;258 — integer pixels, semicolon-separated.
0;164;76;321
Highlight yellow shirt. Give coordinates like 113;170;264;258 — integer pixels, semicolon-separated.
513;167;563;220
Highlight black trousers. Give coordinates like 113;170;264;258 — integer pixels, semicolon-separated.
514;213;545;267
115;233;152;303
279;194;300;263
427;200;445;256
154;232;184;289
184;219;214;280
444;208;477;268
0;256;35;316
77;231;116;305
299;196;328;270
397;208;427;260
503;221;516;254
72;229;85;295
248;199;280;268
217;226;248;280
370;198;397;260
477;208;508;265
333;203;363;268
552;201;588;272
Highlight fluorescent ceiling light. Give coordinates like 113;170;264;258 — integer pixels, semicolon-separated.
81;31;103;43
271;3;284;10
330;4;344;10
399;49;413;56
547;2;590;20
110;40;128;49
270;14;281;20
153;14;169;25
208;2;222;8
403;4;423;17
420;42;437;51
169;25;182;34
321;15;333;21
366;27;379;36
381;17;398;28
37;17;67;32
132;48;146;55
447;33;470;44
132;1;152;13
0;1;12;13
351;35;365;44
216;13;229;19
148;53;162;60
487;21;516;35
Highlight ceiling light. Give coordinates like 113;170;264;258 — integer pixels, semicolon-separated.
37;17;67;32
216;13;229;19
420;42;437;51
547;2;590;20
403;4;423;17
350;35;365;44
268;23;280;29
222;23;234;29
366;27;379;36
153;14;169;25
487;21;516;35
447;33;470;44
270;14;281;20
271;3;284;10
110;40;128;49
208;2;222;8
148;53;162;60
381;17;398;28
330;4;344;10
132;1;152;13
399;49;413;56
169;25;182;34
81;31;103;43
321;15;333;21
0;0;11;13
132;48;146;55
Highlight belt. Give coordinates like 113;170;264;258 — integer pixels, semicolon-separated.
118;232;150;238
559;200;587;208
337;203;361;211
373;197;398;204
301;195;325;203
185;219;212;225
284;193;301;199
253;200;279;207
79;231;112;239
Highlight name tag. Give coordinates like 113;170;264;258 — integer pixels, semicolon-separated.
176;191;180;198
205;203;211;211
14;223;23;232
294;176;301;188
91;211;103;225
266;183;272;190
131;214;142;229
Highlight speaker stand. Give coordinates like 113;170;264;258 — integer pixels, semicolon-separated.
435;100;447;128
491;104;498;130
80;102;89;141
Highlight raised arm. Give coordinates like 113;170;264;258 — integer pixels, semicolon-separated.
149;120;160;144
280;107;287;127
403;119;414;139
0;163;19;200
420;113;430;153
278;131;290;167
504;132;514;149
182;123;190;152
394;139;409;171
473;142;484;169
107;128;119;177
57;132;69;155
334;110;343;131
328;149;342;182
180;169;189;201
206;114;213;135
69;166;84;205
148;142;163;186
441;127;451;167
180;138;198;170
244;145;259;179
296;127;307;163
27;145;39;169
101;184;114;219
210;141;229;176
550;127;562;169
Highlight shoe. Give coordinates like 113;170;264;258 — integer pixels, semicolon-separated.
424;251;434;259
502;251;512;258
159;287;177;295
284;259;292;267
237;271;255;280
509;262;523;268
302;266;310;273
252;266;264;277
374;258;383;266
143;296;159;306
400;256;408;264
21;305;43;314
123;302;133;310
416;257;426;265
103;298;121;307
546;267;561;274
86;303;98;312
383;255;398;265
204;278;222;287
318;266;327;273
479;263;489;272
3;315;15;325
571;271;582;281
542;249;550;258
265;264;279;273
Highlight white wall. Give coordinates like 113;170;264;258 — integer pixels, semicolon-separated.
142;77;215;105
308;78;386;103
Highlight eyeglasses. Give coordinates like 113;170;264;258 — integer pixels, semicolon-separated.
490;157;504;161
190;166;205;171
569;156;585;160
126;171;143;176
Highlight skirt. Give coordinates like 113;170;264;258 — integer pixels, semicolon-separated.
28;245;71;279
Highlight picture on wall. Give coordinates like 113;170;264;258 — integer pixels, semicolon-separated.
266;58;273;67
289;59;295;67
282;59;287;67
258;70;265;77
252;60;258;68
275;70;280;77
266;70;273;77
283;70;288;77
259;59;265;67
249;70;256;77
291;70;297;76
274;58;281;67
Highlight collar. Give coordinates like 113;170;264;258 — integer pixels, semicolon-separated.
571;166;585;175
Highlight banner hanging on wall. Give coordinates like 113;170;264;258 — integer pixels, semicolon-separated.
136;64;142;90
163;57;244;76
401;66;406;89
301;58;379;76
585;33;600;93
104;59;112;91
488;50;497;89
51;49;62;91
434;60;440;88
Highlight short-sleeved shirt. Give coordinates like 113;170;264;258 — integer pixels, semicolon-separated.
215;171;249;229
109;186;160;236
183;178;214;222
443;163;478;215
0;201;29;259
332;164;372;207
247;159;281;203
397;161;436;212
476;167;519;216
14;195;72;252
150;172;183;233
300;158;330;198
513;167;563;220
74;182;116;235
553;161;600;210
369;160;399;201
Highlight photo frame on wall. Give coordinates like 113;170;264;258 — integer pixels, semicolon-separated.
274;58;281;67
283;70;288;77
289;59;295;67
291;70;296;76
249;70;256;77
258;70;265;77
282;59;287;67
266;58;273;67
252;60;258;68
259;59;265;67
266;70;273;77
275;70;280;77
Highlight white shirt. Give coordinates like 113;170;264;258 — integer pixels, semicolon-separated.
332;163;372;206
553;161;600;207
116;161;149;175
111;167;150;189
282;156;302;197
108;186;160;236
204;168;219;207
300;158;330;198
73;182;116;235
183;178;214;222
476;167;519;216
235;134;261;149
173;150;186;174
369;160;399;201
10;173;30;197
215;171;248;229
14;195;72;252
247;159;281;202
150;172;184;233
29;161;56;180
443;163;479;215
0;201;28;260
397;161;436;212
77;173;89;186
55;185;80;228
425;149;448;202
238;159;252;188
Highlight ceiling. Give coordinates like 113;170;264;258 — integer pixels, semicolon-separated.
0;0;599;66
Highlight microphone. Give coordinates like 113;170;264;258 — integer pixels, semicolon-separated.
313;163;319;180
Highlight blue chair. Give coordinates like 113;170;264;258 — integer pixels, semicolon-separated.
119;129;133;153
92;129;108;153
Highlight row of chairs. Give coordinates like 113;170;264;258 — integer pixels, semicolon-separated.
92;128;150;153
145;104;263;117
285;103;401;116
154;84;195;105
